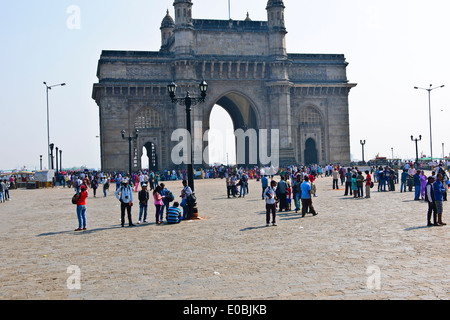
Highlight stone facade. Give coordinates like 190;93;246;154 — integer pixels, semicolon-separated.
92;0;356;172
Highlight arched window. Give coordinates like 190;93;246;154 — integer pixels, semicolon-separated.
299;107;322;127
135;108;162;129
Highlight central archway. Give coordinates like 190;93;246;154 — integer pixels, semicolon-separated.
205;92;260;168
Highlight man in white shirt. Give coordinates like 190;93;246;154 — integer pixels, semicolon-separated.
264;180;278;226
115;179;135;227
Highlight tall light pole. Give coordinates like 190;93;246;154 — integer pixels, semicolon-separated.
121;129;139;176
411;135;422;165
167;80;208;192
360;140;366;163
414;84;445;162
43;82;66;170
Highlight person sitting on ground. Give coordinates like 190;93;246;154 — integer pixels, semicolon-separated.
166;202;182;224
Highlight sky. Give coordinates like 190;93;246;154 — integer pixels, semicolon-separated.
0;0;449;170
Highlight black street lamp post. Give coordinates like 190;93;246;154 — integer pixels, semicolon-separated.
49;143;55;170
121;129;139;176
59;149;62;172
360;140;366;163
55;147;59;173
40;155;43;171
411;135;422;165
167;80;208;192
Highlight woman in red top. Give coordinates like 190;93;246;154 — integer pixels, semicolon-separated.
75;185;88;231
365;170;372;199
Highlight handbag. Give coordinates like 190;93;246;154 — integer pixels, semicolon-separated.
72;193;80;205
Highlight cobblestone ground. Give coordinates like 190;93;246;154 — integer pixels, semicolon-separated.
0;175;449;300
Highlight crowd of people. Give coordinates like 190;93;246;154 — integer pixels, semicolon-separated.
71;171;195;231
68;160;449;230
1;160;448;230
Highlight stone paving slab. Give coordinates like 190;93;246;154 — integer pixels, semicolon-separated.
0;176;448;300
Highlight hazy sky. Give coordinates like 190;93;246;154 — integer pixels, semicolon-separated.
1;0;449;170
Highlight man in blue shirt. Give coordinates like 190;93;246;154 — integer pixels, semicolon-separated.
414;170;421;200
433;173;447;226
261;175;269;200
300;176;318;218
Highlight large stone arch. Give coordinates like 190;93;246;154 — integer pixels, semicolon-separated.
203;91;261;167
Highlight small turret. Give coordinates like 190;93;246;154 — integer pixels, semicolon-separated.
266;0;286;30
160;10;175;48
266;0;287;57
173;0;193;27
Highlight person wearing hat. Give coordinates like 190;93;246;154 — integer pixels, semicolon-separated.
137;183;149;224
115;178;135;227
75;185;88;231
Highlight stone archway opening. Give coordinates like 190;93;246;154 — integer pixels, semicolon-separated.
142;142;158;171
206;92;259;168
208;105;236;166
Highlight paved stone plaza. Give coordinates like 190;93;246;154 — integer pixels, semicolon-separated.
0;175;449;300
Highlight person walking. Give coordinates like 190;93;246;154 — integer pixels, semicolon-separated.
400;169;408;193
264;180;278;226
425;176;438;227
91;176;99;198
115;179;135;227
301;176;318;217
434;173;447;226
102;175;110;197
75;185;88;231
292;174;302;213
137;183;149;224
277;176;288;211
332;168;339;190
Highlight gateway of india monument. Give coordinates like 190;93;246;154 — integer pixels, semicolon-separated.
92;0;356;172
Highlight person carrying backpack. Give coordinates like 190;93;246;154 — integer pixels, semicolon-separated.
75;185;88;231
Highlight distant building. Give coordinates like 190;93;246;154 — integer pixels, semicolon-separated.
92;0;356;172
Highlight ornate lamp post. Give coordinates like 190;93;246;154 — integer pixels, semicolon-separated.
121;129;139;175
167;80;208;192
49;143;55;170
360;140;366;164
411;135;422;165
